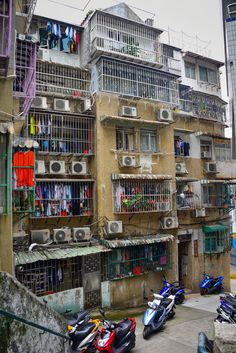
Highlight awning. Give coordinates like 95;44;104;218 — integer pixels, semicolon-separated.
111;173;172;181
202;225;228;233
195;132;231;141
176;177;199;182
174;128;194;134
201;179;226;184
0;122;14;134
15;245;110;266
100;115;169;127
13;137;39;149
102;234;174;248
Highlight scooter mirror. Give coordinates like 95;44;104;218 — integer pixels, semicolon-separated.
143;296;148;301
150;289;154;293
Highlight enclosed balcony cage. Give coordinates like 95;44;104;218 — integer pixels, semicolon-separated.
96;58;179;104
34;180;93;218
112;177;172;213
202;182;234;208
28;111;94;155
90;12;180;72
0;0;12;76
36;62;91;98
176;181;200;210
13;38;37;115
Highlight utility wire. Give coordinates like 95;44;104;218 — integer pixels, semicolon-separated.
48;0;91;12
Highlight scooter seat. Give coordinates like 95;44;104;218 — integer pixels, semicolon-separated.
115;319;132;339
71;322;96;342
155;306;165;316
162;298;172;306
171;287;183;294
68;311;89;326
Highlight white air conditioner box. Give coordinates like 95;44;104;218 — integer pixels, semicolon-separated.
195;208;206;217
204;162;218;173
201;151;212;159
176;162;187;174
82;99;92;112
120;106;137;117
49;160;66;174
157;109;173;122
31;229;50;244
120;155;136;167
36;160;46;174
53;228;71;243
71;161;87;175
54;98;70;111
106;221;123;235
161;217;179;229
31;96;48;109
73;227;91;241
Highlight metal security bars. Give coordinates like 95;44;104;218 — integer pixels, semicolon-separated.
16;257;82;295
13;38;37;115
36;61;91;98
176;182;200;210
28;111;94;155
0;0;12;76
97;58;179;104
106;242;170;279
34;180;93;218
204;230;231;254
113;179;172;213
202;183;234;208
90;12;180;71
0;133;10;214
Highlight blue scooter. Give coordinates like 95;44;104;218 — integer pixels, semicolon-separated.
142;293;167;339
160;275;185;304
200;273;224;295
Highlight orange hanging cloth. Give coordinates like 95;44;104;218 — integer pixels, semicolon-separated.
23;150;35;187
13;151;25;187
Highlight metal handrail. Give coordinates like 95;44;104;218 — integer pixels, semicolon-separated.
0;308;69;341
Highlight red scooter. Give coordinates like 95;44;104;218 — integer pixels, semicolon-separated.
95;310;136;353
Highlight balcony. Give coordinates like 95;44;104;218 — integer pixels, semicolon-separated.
95;58;179;105
90;11;180;73
0;0;12;76
176;179;200;210
201;181;234;209
112;175;172;214
36;61;91;98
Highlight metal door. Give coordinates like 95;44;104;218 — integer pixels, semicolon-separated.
82;253;101;308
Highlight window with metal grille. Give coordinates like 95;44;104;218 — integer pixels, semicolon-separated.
215;143;231;161
0;0;12;60
97;58;179;104
15;257;82;296
28;111;94;155
202;183;233;208
36;61;91;98
116;127;135;151
140;129;158;152
192;92;225;122
34;180;93;218
107;243;170;279
113;179;171;213
204;230;231;254
200;140;212;158
0;133;10;214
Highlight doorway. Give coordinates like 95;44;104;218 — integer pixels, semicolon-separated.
178;237;191;288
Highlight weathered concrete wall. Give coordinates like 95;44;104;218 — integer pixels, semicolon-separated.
0;272;69;353
214;322;236;353
43;287;84;314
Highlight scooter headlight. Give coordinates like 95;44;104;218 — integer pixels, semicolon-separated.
98;332;110;347
148;301;157;309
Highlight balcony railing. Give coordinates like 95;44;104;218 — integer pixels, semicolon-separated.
96;58;179;105
177;192;200;210
112;179;172;213
202;183;234;208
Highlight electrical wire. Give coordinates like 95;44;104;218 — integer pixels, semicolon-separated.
48;0;91;12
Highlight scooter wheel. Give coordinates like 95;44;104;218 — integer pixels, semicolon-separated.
200;288;207;296
177;294;185;304
143;326;152;340
168;310;175;319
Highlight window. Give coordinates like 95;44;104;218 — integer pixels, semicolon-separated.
185;62;196;79
107;243;170;279
116;127;135;151
0;133;9;214
202;183;233;208
204;230;230;254
215;143;231;161
199;66;218;85
140;130;158;152
200;140;212;158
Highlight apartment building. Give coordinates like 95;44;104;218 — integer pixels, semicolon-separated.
8;2;236;311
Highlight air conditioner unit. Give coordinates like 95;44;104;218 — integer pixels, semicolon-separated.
82;99;92;112
36;160;46;174
176;162;187;174
120;106;137;117
157;109;173;122
53;228;72;243
120;156;136;167
195;208;206;218
71;161;87;175
54;99;70;111
201;151;212;159
204;162;218;173
49;160;66;174
161;217;179;229
106;221;123;235
31;96;47;109
31;229;50;244
73;227;91;241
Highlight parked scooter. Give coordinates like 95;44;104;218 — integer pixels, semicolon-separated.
215;306;236;324
160;275;185;304
142;293;167;339
200;273;224;295
150;289;176;319
67;311;100;352
95;309;136;352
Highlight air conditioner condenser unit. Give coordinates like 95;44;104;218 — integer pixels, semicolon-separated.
49;161;66;174
71;161;87;175
161;217;178;229
53;228;72;243
157;109;173;122
106;221;123;235
73;227;91;241
31;229;50;244
120;106;137;117
120;156;136;167
54;99;70;111
31;96;47;109
176;163;187;174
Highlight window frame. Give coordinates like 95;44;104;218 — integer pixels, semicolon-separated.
215;143;231;161
185;61;196;79
116;127;135;152
140;129;159;153
200;139;212;158
204;230;230;254
0;133;10;215
199;65;218;85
